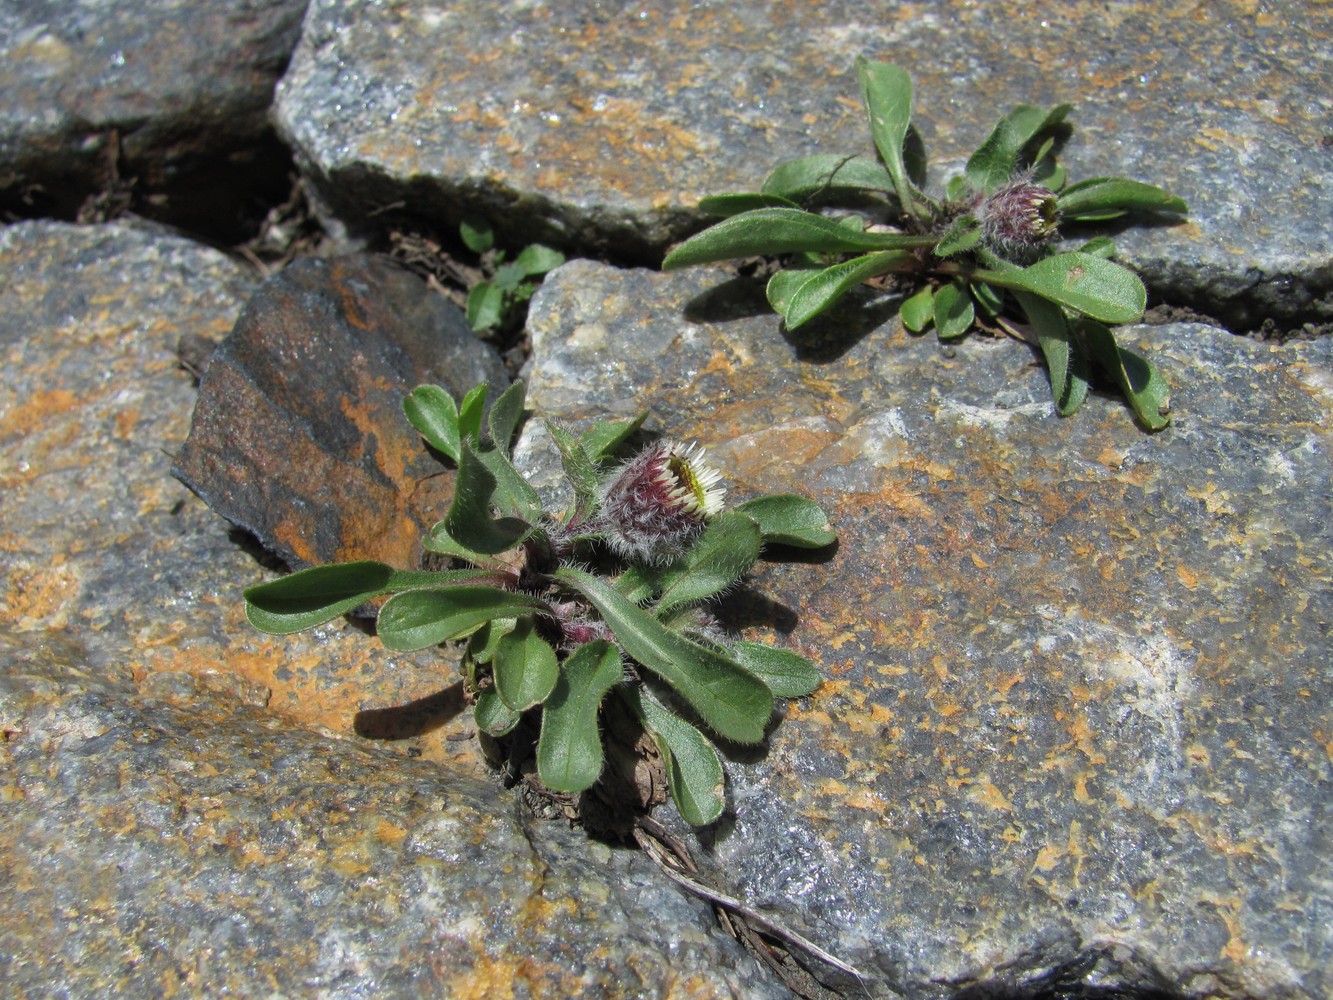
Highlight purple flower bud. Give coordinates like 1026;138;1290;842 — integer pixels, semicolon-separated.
597;440;725;564
976;176;1060;256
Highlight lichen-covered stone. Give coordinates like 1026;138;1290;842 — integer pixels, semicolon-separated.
0;224;786;998
522;260;1333;998
275;0;1331;327
0;0;307;234
173;253;508;572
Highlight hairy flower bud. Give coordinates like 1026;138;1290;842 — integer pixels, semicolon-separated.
976;176;1060;257
597;440;725;564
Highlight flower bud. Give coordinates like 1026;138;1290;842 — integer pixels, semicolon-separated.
977;176;1060;256
597;440;725;564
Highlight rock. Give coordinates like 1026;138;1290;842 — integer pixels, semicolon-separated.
274;0;1330;329
0;0;308;238
0;223;787;998
172;253;508;572
521;260;1333;999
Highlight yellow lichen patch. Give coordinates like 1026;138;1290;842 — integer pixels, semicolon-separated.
1;557;81;631
969;777;1012;813
1176;563;1200;589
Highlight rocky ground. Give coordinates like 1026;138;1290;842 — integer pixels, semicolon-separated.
2;2;1329;998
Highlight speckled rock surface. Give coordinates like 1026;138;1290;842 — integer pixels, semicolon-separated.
173;254;507;572
0;0;307;234
0;224;786;998
522;260;1333;998
275;0;1331;328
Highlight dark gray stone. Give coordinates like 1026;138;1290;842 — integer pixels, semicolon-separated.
0;223;787;999
521;260;1333;999
274;0;1331;329
0;0;308;236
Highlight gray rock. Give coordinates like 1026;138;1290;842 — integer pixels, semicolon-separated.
0;223;787;998
0;0;308;236
522;260;1333;999
275;0;1331;329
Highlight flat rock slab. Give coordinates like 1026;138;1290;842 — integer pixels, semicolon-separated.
276;0;1331;328
523;260;1333;998
0;0;307;233
0;223;785;998
173;253;508;572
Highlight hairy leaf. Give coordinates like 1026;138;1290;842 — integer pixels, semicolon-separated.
966;103;1071;194
654;511;762;616
579;411;647;464
856;58;919;218
934;215;984;257
493;616;560;711
733;495;836;548
1059;177;1187;221
512;243;566;278
983;252;1146;324
377;587;548;651
402;384;462;464
761;154;894;201
628;687;726;826
487;380;527;453
444;440;530;554
474;686;521;736
783;251;915;329
729;642;822;697
466;282;504;331
765;266;819;316
899;284;935;332
662;208;933;269
537;641;623;794
1079;319;1172;430
554;567;773;743
1014;291;1090;416
933;280;975;340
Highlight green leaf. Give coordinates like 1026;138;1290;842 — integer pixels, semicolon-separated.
945;175;970;201
1079;319;1172;430
444;439;530;554
933;280;975;340
1013;291;1090;416
765;266;819;316
966;103;1071;195
512;243;566;278
466;618;514;665
1078;236;1118;259
899;284;935;332
761;154;894;201
475;445;543;523
856;58;921;220
970;280;1005;318
934;214;984;258
536;640;624;794
403;384;462;464
459;382;488;442
655;511;762;616
661;208;933;270
1058;177;1187;221
697;193;801;216
982;252;1146;324
377;587;549;651
579;411;647;463
487;379;527;453
545;420;600;524
474;686;521;736
783;251;915;329
493;616;560;711
554;567;773;743
466;282;505;331
613;563;663;603
628;688;725;826
244;561;394;634
460;217;494;254
728;642;822;698
733;494;836;548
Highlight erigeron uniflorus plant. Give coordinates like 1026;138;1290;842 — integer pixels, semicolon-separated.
244;380;835;826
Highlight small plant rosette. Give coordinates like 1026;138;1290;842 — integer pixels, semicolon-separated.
662;59;1187;430
244;380;836;827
